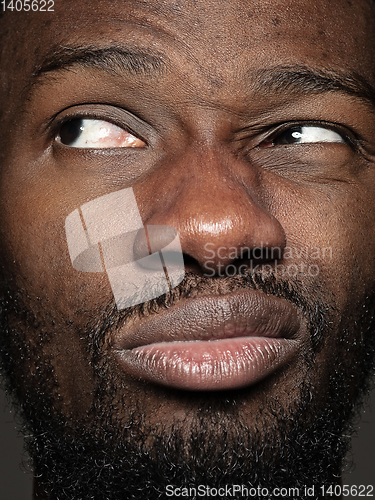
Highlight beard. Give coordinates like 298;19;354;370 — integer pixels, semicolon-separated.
1;269;375;500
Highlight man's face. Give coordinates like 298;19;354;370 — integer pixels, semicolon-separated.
1;0;375;497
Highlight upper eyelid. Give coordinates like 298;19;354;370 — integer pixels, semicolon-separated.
45;104;155;145
54;118;150;152
263;121;358;146
54;116;143;142
235;118;361;147
49;108;360;150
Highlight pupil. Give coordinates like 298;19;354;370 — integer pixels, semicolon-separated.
275;126;303;145
59;119;84;145
284;126;302;143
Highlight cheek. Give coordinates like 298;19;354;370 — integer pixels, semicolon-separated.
269;178;375;307
0;160;115;314
0;173;113;417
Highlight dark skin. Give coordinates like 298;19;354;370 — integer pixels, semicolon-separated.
1;0;375;498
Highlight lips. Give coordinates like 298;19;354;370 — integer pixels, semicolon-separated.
113;290;302;391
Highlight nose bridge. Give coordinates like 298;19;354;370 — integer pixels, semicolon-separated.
152;142;263;216
140;143;286;272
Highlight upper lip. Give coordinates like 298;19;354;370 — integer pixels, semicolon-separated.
113;289;301;351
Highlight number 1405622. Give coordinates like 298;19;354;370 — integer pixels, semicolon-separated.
321;485;374;497
1;0;54;11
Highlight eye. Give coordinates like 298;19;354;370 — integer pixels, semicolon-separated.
262;125;346;148
56;118;146;149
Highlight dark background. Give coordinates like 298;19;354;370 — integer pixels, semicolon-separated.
1;383;374;499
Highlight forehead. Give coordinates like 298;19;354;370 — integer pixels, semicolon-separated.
2;0;375;88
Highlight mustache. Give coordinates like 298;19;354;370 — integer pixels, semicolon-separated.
88;267;334;353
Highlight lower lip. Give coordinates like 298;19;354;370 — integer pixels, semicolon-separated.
115;337;299;391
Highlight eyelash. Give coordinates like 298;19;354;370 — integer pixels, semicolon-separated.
52;115;147;147
262;121;357;149
51;114;359;153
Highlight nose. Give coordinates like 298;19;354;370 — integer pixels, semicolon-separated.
138;145;286;276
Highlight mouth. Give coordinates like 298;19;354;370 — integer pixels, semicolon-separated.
113;290;302;391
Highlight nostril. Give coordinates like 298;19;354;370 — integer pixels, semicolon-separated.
146;226;179;254
133;226;179;260
182;243;285;278
132;228;150;260
132;225;184;272
182;254;205;274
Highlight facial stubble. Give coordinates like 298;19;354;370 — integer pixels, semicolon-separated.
1;270;375;499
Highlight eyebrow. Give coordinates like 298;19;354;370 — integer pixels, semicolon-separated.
250;65;375;108
24;44;166;103
28;44;165;94
29;45;375;111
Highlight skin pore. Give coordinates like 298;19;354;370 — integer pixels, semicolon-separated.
1;0;375;498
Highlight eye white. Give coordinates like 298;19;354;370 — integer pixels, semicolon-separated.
57;118;145;148
283;126;345;144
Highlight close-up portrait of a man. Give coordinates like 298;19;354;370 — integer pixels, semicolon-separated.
0;0;375;499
